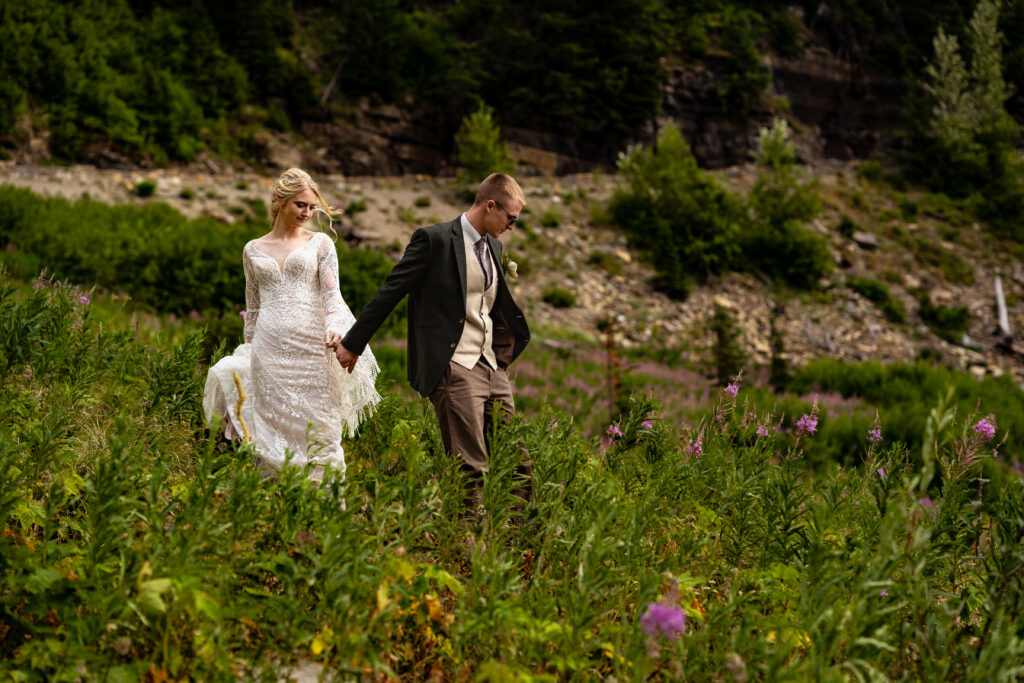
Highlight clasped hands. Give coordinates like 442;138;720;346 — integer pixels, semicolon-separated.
325;332;359;373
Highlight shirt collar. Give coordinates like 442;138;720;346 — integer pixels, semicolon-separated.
460;213;486;247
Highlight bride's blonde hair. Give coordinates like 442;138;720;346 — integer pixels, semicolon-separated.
270;168;341;236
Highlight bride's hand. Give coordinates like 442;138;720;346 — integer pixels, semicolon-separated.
326;331;342;349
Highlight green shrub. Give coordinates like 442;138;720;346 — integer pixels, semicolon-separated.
414;196;431;207
539;208;561;228
917;293;969;343
586;251;624;277
847;276;907;323
541;286;575;308
744;118;830;289
856;160;883;182
346;199;368;214
837;215;857;238
899;196;919;219
611;122;744;299
179;187;195;200
454;104;514;182
135;180;157;198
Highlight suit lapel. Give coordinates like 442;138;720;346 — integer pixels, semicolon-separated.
486;235;503;278
451;220;467;303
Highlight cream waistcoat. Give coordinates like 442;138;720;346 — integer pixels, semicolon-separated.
453;233;498;370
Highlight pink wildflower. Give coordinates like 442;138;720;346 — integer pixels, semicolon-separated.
641;420;654;431
919;498;933;508
240;310;247;318
796;413;817;435
876;467;886;478
756;424;770;437
972;417;996;441
723;383;739;397
686;438;703;458
78;295;90;306
640;603;686;641
879;589;888;597
867;428;882;443
606;424;623;439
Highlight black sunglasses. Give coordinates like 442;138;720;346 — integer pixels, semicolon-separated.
492;200;519;226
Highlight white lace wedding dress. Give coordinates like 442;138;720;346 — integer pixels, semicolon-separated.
203;231;380;480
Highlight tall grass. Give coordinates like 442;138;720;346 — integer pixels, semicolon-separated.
2;271;1022;680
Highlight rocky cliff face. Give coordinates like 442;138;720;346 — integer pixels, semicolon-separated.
284;49;910;176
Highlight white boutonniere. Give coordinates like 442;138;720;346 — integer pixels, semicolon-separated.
502;251;519;280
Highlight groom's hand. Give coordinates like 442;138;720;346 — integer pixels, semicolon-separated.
336;345;359;374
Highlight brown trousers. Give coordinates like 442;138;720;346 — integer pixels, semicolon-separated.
428;359;532;504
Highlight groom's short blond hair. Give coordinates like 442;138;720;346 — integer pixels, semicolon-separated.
473;173;526;208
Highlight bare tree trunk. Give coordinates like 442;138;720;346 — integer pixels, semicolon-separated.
320;56;348;106
995;275;1011;337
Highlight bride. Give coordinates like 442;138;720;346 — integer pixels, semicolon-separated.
203;168;380;481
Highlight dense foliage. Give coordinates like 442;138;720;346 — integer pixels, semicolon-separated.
610;120;830;296
905;0;1024;242
2;276;1023;679
0;186;405;346
6;1;1021;167
610;123;745;298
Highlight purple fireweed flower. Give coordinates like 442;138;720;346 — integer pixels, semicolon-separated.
724;383;739;397
78;295;90;306
756;424;770;437
641;603;686;641
686;438;703;458
876;467;886;478
919;498;933;508
972;417;996;441
867;428;882;443
880;589;889;597
606;424;623;439
641;420;653;431
240;310;247;318
796;413;817;435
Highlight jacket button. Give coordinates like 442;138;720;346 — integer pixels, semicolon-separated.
450;342;456;348
459;317;464;323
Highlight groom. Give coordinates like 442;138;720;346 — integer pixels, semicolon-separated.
335;173;532;505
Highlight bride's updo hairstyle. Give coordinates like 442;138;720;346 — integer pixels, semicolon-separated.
270;168;341;236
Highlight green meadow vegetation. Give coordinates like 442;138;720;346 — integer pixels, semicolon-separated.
0;185;406;349
2;274;1023;680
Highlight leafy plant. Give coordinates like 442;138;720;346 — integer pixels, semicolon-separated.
847;276;907;323
454;104;514;183
744;118;830;289
611;122;744;299
541;286;575;309
135;179;157;198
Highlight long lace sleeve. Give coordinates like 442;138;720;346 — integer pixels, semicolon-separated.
317;234;381;436
317;235;351;337
243;246;260;343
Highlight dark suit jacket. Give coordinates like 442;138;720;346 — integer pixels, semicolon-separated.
342;217;530;397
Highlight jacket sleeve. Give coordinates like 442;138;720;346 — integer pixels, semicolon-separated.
342;227;432;355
